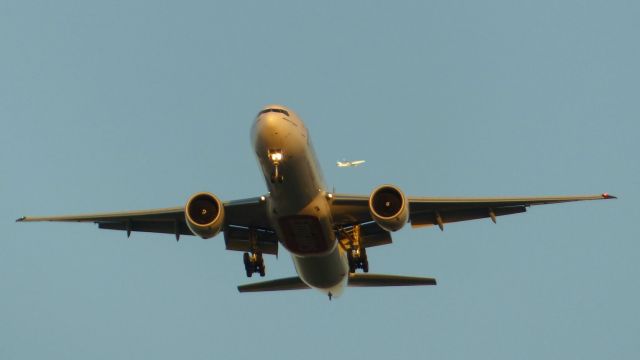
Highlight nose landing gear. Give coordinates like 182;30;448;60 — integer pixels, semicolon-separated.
268;149;284;183
270;165;284;183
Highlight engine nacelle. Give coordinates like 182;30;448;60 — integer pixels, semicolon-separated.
369;185;409;232
185;192;225;239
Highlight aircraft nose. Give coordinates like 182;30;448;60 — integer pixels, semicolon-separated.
253;113;278;135
251;113;288;148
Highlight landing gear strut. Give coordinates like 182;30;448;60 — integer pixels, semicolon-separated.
243;251;265;277
270;166;284;183
339;225;369;273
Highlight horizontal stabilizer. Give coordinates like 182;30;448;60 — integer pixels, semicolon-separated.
237;274;437;293
348;274;437;287
237;276;310;293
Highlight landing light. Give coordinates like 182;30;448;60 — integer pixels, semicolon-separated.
269;152;283;162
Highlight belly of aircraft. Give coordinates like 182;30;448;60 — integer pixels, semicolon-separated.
278;215;333;254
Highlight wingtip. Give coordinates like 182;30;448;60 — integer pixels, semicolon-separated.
602;193;617;199
16;216;26;222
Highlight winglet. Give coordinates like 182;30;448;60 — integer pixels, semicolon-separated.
602;193;617;199
16;216;26;222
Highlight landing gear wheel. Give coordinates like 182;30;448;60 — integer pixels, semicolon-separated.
242;251;266;277
270;174;284;183
346;246;369;273
243;252;252;277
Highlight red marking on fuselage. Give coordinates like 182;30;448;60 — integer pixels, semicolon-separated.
278;215;331;255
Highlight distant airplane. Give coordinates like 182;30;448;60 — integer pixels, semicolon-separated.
337;159;365;168
17;105;616;299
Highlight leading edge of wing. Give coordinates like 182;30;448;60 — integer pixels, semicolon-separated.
15;196;272;224
408;193;616;207
332;192;616;206
408;193;617;205
16;206;184;223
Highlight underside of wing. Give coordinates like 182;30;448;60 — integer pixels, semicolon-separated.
331;192;616;230
17;196;277;252
408;194;615;229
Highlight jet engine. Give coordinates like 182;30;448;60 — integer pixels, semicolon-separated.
185;192;225;239
369;185;409;232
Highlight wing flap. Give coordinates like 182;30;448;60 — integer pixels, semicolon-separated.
224;226;278;255
410;206;526;228
360;222;392;248
99;221;193;236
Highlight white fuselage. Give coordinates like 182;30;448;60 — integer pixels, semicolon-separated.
251;105;349;296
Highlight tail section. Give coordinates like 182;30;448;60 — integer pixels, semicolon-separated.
237;274;436;293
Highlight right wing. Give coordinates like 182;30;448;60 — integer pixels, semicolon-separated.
331;193;616;230
17;196;277;254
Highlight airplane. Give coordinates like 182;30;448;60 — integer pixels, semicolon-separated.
337;159;366;168
17;105;616;299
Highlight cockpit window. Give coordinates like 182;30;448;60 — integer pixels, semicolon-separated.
258;108;290;117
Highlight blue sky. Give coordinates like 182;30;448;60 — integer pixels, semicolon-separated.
1;1;638;359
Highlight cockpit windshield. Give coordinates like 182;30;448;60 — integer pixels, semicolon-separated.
258;108;290;117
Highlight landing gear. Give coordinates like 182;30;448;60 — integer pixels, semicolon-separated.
268;149;284;183
347;247;369;273
339;225;369;274
243;251;265;277
270;166;284;183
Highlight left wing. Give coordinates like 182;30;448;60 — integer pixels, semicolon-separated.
331;193;616;230
17;197;276;252
16;206;189;238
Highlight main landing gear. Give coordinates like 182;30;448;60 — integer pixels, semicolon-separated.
348;246;369;274
339;225;369;274
243;228;266;277
243;251;265;277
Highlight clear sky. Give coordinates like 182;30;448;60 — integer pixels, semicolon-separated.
1;1;638;359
